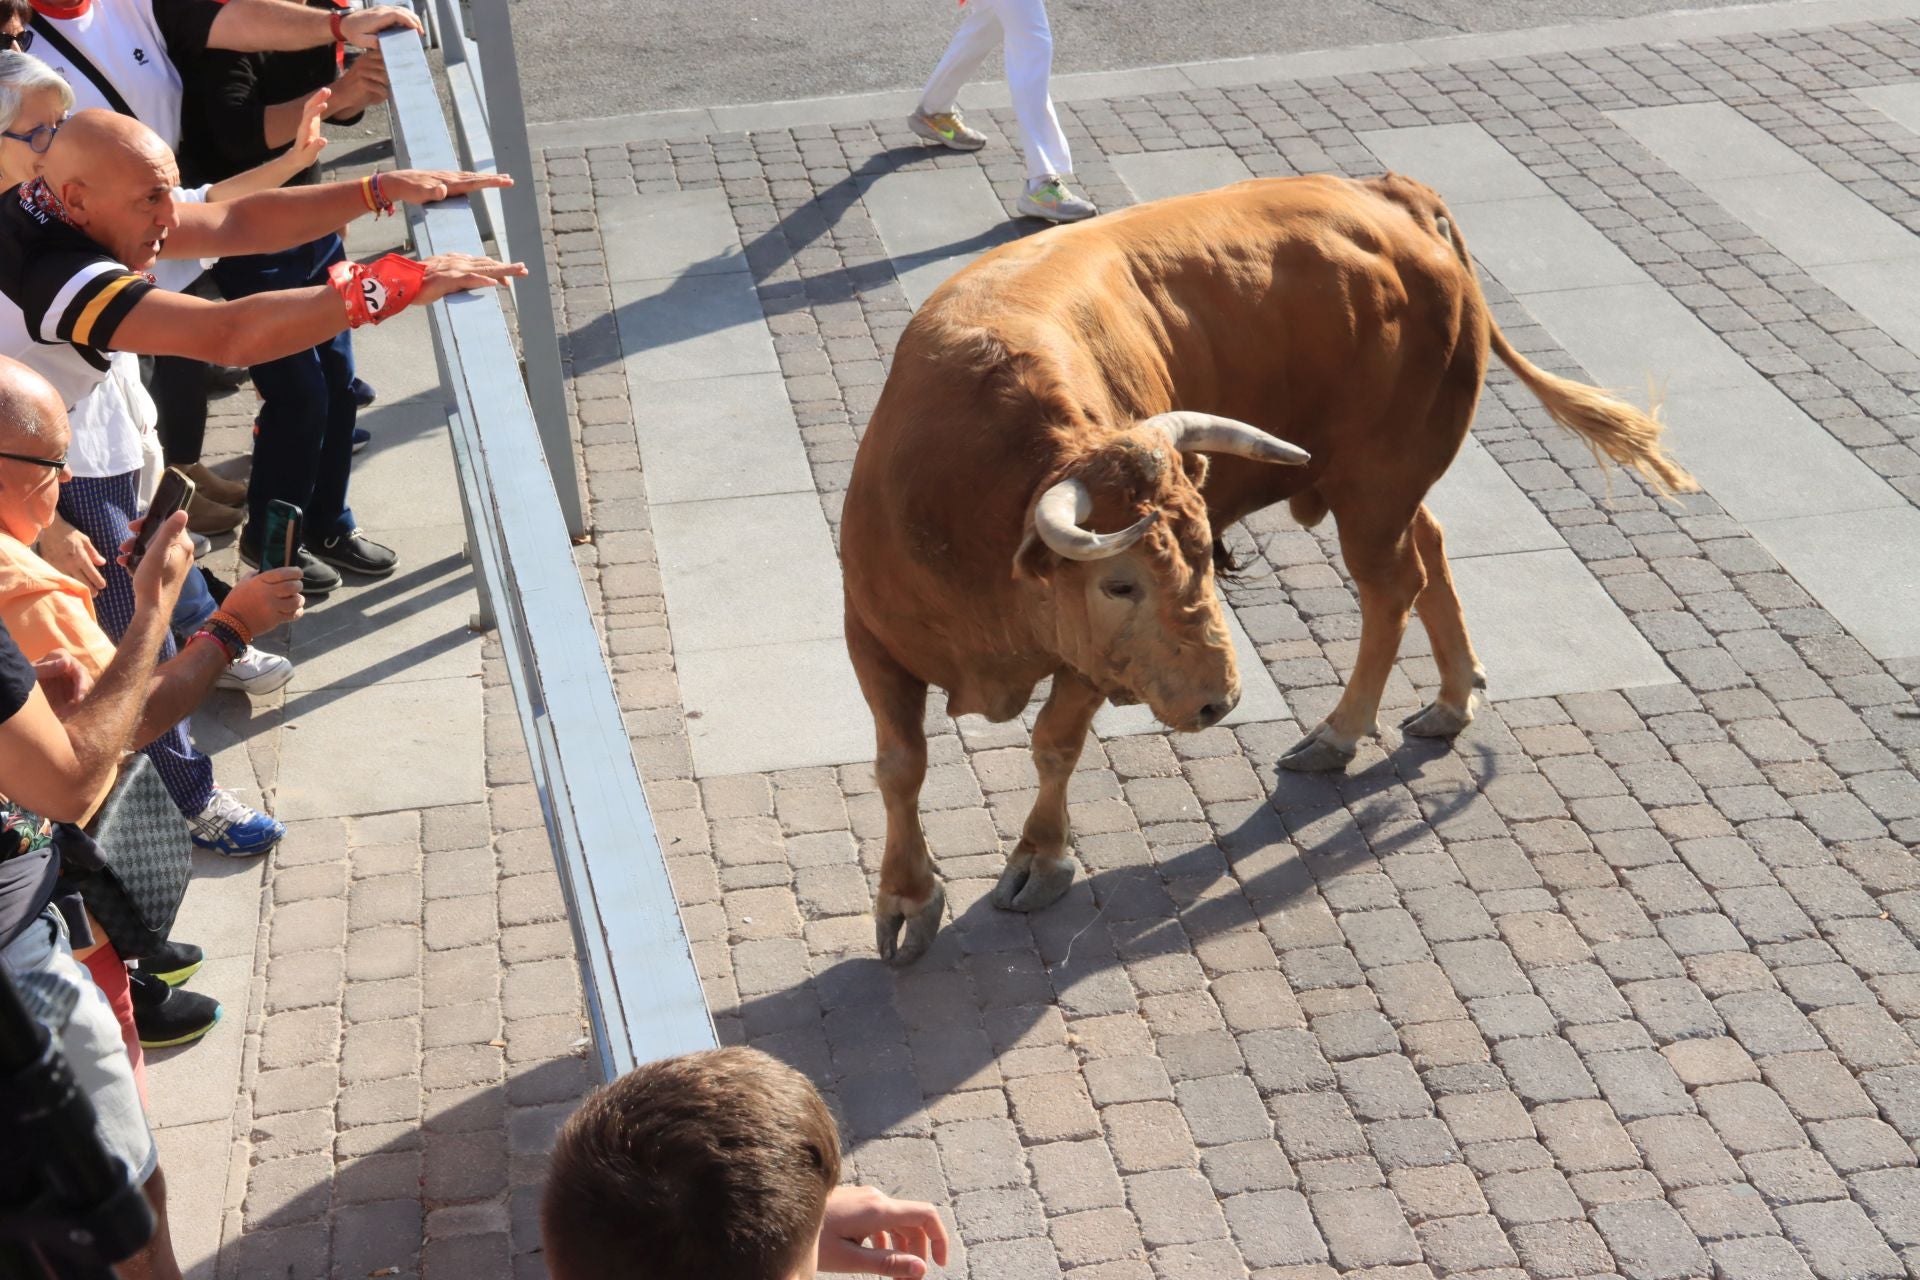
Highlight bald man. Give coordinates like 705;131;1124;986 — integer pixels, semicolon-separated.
0;108;520;592
0;109;520;405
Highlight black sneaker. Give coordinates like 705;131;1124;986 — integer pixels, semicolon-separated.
240;536;341;596
140;939;204;987
312;529;398;579
130;970;221;1048
349;377;377;408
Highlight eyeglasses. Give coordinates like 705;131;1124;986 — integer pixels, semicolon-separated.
0;29;33;54
1;119;57;154
0;449;68;471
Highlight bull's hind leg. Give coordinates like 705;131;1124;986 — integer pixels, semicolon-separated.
1401;503;1486;739
848;613;945;965
993;670;1105;913
1282;517;1426;772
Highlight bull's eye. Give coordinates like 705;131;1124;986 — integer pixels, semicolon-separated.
1102;580;1138;600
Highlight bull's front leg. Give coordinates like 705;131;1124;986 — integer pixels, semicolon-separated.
994;671;1105;913
848;614;944;965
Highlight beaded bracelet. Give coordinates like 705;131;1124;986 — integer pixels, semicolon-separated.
370;171;394;217
207;609;254;648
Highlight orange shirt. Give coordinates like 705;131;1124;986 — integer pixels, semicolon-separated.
0;532;118;678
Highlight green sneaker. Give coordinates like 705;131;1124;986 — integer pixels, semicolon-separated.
908;108;987;151
1017;178;1097;223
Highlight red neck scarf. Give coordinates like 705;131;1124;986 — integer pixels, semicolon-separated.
29;1;91;20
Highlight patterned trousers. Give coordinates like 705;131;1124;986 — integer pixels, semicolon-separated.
57;471;217;818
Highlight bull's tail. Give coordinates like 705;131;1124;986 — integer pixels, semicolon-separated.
1436;209;1700;501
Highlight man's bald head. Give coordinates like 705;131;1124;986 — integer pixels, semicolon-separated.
0;356;65;451
40;109;179;271
42;108;171;190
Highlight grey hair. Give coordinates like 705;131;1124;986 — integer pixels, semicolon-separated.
0;52;74;135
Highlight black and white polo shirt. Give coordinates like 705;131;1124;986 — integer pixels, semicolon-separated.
28;0;226;147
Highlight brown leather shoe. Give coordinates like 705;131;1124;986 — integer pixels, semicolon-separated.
181;462;247;508
186;492;244;535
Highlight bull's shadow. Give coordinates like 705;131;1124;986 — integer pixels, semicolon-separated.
565;145;1045;379
723;733;1493;1147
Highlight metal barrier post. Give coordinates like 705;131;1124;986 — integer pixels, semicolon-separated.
466;0;586;541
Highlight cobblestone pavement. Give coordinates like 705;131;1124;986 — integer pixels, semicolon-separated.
143;142;595;1278
540;12;1920;1280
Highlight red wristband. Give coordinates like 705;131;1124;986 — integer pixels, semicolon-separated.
329;9;346;45
328;254;430;328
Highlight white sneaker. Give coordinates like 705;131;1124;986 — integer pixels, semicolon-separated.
187;788;285;857
215;645;293;695
1017;177;1098;223
908;108;988;151
189;530;212;559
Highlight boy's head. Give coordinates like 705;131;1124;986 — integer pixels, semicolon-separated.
541;1046;842;1280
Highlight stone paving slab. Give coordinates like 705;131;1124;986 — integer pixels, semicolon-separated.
538;9;1920;1279
1449;549;1676;702
1108;146;1254;203
634;371;816;504
650;490;847;653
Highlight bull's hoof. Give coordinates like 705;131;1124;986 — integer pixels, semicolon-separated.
875;885;946;966
991;851;1076;913
1279;723;1358;773
1400;699;1473;739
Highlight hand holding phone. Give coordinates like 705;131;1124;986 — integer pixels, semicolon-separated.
261;500;303;571
127;468;196;572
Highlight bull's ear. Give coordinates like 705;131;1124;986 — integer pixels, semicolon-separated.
1182;452;1211;490
1012;527;1056;584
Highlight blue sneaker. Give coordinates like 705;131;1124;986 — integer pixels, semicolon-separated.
187;789;285;858
352;426;371;454
349;377;376;408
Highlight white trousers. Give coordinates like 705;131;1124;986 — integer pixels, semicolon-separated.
919;0;1072;181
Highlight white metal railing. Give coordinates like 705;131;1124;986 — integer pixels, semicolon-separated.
380;16;716;1079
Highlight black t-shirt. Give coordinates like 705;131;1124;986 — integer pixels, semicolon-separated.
0;623;57;951
0;179;156;411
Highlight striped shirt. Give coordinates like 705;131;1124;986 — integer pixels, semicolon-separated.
0;178;155;411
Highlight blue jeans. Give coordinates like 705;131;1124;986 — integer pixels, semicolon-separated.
211;235;360;547
170;561;217;636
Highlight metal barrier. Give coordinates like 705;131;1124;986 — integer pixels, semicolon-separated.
380;20;717;1080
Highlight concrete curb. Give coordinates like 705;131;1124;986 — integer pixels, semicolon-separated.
528;0;1919;149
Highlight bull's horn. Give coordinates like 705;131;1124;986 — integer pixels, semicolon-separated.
1146;411;1310;466
1032;477;1158;561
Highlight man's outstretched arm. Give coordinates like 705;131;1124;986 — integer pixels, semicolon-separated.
204;0;421;53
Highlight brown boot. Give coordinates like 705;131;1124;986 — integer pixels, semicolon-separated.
181;462;247;508
186;492;244;535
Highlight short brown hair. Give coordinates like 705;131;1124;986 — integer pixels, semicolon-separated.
541;1047;842;1280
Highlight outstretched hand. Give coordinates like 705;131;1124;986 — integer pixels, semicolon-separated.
380;168;517;205
288;87;331;167
416;253;529;305
815;1186;950;1278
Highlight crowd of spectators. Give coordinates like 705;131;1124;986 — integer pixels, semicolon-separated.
0;0;522;1273
0;0;989;1273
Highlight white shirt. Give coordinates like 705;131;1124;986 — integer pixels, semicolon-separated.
27;0;221;148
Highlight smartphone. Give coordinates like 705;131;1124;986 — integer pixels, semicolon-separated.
128;467;196;571
260;500;303;571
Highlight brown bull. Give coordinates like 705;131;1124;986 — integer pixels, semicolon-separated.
841;172;1694;963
